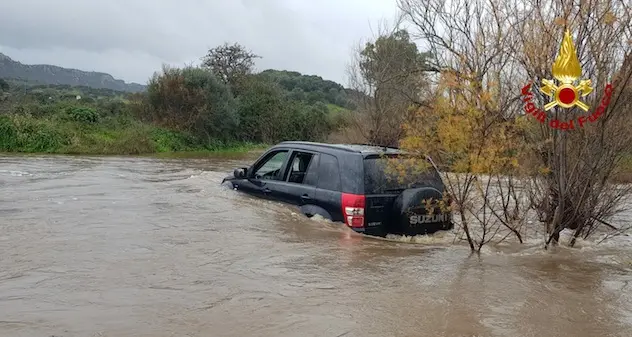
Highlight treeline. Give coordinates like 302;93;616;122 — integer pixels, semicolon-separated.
258;69;357;109
134;62;350;145
1;80;127;105
0;43;355;154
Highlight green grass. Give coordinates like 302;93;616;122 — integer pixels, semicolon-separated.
0;114;268;156
326;103;351;119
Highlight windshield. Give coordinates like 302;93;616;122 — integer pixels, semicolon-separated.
363;156;443;194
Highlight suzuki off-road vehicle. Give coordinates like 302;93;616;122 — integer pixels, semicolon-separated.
222;141;453;237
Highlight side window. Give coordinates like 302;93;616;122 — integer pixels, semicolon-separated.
302;154;320;186
285;151;318;185
316;154;341;191
253;150;288;180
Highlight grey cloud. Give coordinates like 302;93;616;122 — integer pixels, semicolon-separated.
0;0;399;85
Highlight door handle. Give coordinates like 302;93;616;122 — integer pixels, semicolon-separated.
300;194;311;201
263;188;271;194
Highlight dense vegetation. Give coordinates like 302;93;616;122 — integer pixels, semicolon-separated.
0;44;353;155
257;69;357;109
2;7;632;253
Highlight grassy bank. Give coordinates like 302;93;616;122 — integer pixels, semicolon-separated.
1;60;352;158
0;114;268;156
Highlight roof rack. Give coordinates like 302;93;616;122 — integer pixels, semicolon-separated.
277;141;403;154
349;143;400;150
277;141;358;153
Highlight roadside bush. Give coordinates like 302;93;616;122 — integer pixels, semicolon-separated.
150;128;200;152
235;77;286;143
107;127;156;154
146;65;239;142
97;99;129;117
61;124;155;155
302;102;332;141
235;77;334;143
0;114;68;152
64;106;99;123
0;115;18;150
12;103;55;116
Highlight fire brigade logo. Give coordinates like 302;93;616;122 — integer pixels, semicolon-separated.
540;29;593;111
521;29;614;130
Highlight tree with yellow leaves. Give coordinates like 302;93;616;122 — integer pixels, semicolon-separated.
389;66;531;251
393;0;632;250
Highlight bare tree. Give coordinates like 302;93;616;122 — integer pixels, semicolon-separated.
201;42;261;88
392;0;531;251
396;0;632;249
507;0;632;247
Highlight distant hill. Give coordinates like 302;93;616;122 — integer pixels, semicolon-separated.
257;69;358;110
0;53;146;93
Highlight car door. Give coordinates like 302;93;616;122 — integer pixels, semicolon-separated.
312;153;344;222
263;150;319;206
235;148;291;199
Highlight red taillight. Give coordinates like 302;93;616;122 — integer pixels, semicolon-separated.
341;193;365;228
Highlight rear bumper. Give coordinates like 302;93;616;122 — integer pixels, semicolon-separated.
348;219;454;238
394;221;453;236
387;212;455;236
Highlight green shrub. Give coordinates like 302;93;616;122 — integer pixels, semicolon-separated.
0;115;68;152
65;106;99;123
151;128;200;152
146;66;239;141
0;115;18;150
0;62;354;155
108;127;156;154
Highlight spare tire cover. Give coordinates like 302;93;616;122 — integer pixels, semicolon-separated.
390;187;450;235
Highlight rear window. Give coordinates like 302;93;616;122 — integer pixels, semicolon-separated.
363;156;443;194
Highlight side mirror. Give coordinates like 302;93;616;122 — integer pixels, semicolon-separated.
233;168;247;178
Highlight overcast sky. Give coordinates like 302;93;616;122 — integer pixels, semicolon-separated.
0;0;400;86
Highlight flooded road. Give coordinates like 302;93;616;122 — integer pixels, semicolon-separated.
1;154;632;337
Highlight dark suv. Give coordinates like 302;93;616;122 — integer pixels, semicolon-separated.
222;141;453;237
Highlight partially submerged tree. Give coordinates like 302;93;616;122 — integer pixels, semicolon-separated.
508;0;632;247
391;63;531;251
395;0;632;250
386;0;531;251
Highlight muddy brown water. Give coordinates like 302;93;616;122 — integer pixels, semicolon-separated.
1;153;632;337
